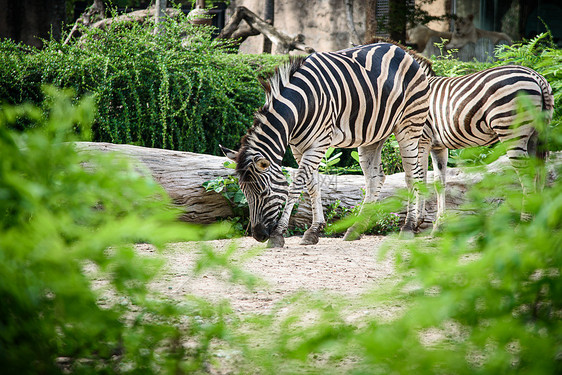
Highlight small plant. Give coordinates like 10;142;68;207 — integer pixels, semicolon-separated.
203;162;296;235
325;196;402;236
325;200;354;235
203;165;250;235
431;37;493;77
367;210;401;235
319;147;342;173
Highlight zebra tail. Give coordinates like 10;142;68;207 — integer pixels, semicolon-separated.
537;73;554;162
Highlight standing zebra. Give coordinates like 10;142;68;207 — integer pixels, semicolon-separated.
221;42;430;247
368;38;554;230
420;64;553;230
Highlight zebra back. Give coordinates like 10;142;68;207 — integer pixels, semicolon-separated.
366;36;436;77
423;65;554;151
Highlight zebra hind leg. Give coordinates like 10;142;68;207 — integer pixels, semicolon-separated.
415;137;431;231
497;126;540;222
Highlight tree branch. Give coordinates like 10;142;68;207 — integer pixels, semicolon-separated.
63;0;105;45
217;6;314;54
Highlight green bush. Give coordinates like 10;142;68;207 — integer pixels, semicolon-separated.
0;88;241;374
0;14;286;156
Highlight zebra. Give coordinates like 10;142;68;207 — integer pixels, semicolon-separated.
220;42;430;247
369;38;554;231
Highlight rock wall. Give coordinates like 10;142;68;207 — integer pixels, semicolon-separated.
227;0;367;54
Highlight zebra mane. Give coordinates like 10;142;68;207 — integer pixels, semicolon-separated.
235;56;308;171
366;37;435;76
259;56;308;106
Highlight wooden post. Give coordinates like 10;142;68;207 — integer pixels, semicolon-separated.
365;0;378;43
154;0;167;35
263;0;274;53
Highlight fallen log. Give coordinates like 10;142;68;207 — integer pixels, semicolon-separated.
75;142;560;230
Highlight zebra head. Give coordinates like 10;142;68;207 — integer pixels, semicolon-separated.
220;145;289;242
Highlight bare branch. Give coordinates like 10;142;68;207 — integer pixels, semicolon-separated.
63;0;105;45
217;6;314;54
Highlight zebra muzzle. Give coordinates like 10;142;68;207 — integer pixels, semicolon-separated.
252;223;271;242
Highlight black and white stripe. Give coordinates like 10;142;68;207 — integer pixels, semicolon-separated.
222;42;430;245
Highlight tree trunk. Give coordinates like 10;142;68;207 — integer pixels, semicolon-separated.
345;0;361;45
388;0;407;43
64;0;105;45
262;0;275;53
154;0;168;35
364;0;378;43
73;142;561;231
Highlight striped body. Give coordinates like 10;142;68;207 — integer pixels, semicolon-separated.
423;65;553;150
224;42;430;245
418;64;554;228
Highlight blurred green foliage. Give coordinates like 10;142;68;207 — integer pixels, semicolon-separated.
233;102;562;375
0;87;246;374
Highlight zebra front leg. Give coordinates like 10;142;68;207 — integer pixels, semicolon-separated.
268;165;308;248
430;148;448;235
343;141;386;241
416;138;431;230
268;191;299;248
301;169;325;245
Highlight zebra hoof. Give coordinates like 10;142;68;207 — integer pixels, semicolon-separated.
300;230;319;245
267;233;285;248
343;228;361;241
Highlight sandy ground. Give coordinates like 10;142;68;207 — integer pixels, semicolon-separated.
138;235;399;319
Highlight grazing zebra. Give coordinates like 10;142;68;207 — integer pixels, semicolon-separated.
221;42;430;247
369;38;554;230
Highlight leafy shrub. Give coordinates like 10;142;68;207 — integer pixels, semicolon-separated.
203;161;250;234
348;153;562;374
0;13;286;156
325;199;402;236
494;32;562;149
0;88;240;374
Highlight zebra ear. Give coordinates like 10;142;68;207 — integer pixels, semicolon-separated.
254;156;271;172
220;144;238;161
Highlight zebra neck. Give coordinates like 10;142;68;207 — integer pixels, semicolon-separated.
244;120;289;166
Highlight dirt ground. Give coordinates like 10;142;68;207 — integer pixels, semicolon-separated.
139;235;400;319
